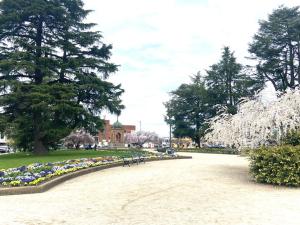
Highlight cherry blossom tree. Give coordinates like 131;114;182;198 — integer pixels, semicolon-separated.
125;131;160;148
204;90;300;150
64;130;95;149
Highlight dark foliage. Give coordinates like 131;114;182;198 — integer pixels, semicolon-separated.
0;0;124;154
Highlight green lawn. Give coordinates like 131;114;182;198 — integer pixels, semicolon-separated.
0;149;147;169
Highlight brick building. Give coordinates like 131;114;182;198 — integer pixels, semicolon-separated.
97;120;135;147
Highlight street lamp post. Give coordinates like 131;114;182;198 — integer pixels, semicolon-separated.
164;114;172;148
169;122;172;148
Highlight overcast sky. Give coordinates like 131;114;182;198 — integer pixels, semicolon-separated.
84;0;299;137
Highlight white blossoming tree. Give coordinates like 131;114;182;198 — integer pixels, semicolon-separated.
125;131;160;148
204;90;300;150
64;130;95;149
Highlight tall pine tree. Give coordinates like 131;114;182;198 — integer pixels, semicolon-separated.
249;6;300;91
205;47;262;113
165;48;263;146
0;0;124;154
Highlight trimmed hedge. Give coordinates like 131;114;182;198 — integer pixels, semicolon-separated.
249;145;300;187
282;130;300;146
177;148;239;155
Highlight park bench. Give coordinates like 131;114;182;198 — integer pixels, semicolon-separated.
131;155;139;165
122;157;131;167
167;148;176;157
123;155;146;167
137;154;146;164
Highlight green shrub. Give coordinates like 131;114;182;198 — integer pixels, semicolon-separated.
178;148;239;155
239;148;251;156
282;130;300;146
249;145;300;187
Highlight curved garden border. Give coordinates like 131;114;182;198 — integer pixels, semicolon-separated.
0;156;192;196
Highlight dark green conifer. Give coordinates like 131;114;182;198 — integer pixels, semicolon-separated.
0;0;124;154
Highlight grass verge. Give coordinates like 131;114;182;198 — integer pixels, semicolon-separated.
0;149;147;169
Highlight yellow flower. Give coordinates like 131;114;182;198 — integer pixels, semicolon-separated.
28;177;46;186
10;180;21;187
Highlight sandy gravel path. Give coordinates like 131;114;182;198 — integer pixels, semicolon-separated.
1;153;300;225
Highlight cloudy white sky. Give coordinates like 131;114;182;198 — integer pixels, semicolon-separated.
84;0;299;137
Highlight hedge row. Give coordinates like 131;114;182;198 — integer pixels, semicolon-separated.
177;148;239;155
249;145;300;187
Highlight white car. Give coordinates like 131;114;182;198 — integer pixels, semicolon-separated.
0;145;10;153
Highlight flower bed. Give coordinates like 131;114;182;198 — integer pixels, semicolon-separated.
0;156;122;187
0;154;181;188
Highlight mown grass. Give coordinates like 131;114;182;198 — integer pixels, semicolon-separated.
0;149;147;169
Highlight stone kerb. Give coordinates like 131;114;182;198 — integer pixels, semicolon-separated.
0;156;192;196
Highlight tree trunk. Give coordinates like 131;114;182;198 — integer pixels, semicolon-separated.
264;72;278;91
297;38;300;86
283;52;289;90
33;111;47;155
228;73;233;106
288;40;295;88
34;17;44;84
59;39;67;82
196;121;201;148
33;125;47;155
33;136;48;155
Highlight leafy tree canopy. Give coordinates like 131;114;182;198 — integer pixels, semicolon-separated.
0;0;124;154
205;46;263;113
165;73;210;146
249;6;300;91
165;47;263;146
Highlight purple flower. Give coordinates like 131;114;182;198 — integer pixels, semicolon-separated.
39;171;47;176
16;176;36;183
2;177;13;182
18;166;27;172
33;173;41;178
63;165;74;169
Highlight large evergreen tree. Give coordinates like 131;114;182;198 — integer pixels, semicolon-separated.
165;48;263;146
205;46;262;113
165;73;210;146
249;6;300;91
0;0;124;154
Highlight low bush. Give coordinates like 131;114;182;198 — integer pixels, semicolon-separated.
249;145;300;187
282;130;300;146
239;148;251;156
178;147;239;155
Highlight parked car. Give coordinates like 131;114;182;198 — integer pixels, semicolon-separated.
0;145;10;153
207;145;226;149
